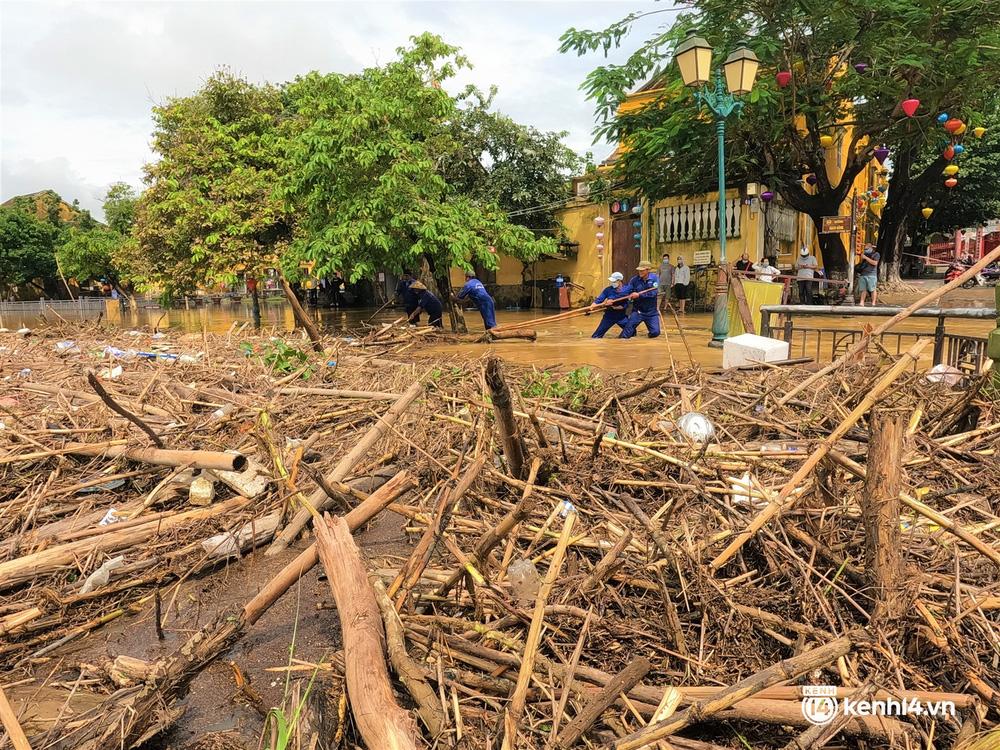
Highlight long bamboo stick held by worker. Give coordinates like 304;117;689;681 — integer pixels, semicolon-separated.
778;244;1000;406
489;305;596;333
710;337;930;571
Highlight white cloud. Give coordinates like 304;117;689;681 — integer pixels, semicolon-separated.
1;0;670;219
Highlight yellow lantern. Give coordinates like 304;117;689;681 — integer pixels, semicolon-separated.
944;164;959;176
922;207;934;219
974;126;987;138
819;134;834;147
955;123;968;135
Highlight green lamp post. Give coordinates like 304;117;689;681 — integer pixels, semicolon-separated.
674;30;760;347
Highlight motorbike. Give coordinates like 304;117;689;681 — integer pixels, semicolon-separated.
945;263;987;288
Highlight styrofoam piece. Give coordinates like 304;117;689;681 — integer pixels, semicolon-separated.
722;333;790;369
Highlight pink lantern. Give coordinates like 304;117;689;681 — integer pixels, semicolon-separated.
595;232;604;239
596;243;605;251
901;98;920;117
853;62;868;74
593;216;605;226
776;71;792;88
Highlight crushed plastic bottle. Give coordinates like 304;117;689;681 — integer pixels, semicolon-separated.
189;476;216;506
79;555;125;594
55;340;81;354
559;499;577;518
677;412;716;443
508;558;541;605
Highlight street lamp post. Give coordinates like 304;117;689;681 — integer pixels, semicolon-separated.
674;31;759;347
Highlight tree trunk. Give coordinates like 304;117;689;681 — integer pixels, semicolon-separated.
484;356;529;480
280;275;322;352
810;214;848;276
425;254;467;333
251;288;261;328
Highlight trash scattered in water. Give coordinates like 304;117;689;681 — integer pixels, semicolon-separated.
55;340;81;354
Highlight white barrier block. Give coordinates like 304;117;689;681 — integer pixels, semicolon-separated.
722;333;790;369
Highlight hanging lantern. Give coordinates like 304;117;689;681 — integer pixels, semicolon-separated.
632;220;641;228
853;62;868;74
805;174;818;185
944;164;959;176
819;134;834;147
596;243;605;251
943;145;955;160
953;144;965;155
874;146;890;164
760;190;775;202
901;98;920;117
974;126;987;138
922;207;934;219
944;118;963;133
945;177;958;188
955;123;967;136
633;233;641;240
621;199;630;211
776;70;792;88
593;216;605;226
632;204;643;214
595;232;604;240
937;112;949;124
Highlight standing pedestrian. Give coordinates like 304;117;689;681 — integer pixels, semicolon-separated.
795;246;818;304
857;245;880;306
657;253;675;312
620;262;660;338
590;272;630;338
455;270;498;330
673;256;691;313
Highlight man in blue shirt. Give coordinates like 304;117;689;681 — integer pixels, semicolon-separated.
394;271;419;322
589;272;631;338
455;270;497;330
620;261;661;338
405;281;443;327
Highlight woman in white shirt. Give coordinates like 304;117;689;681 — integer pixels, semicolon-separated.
753;257;780;283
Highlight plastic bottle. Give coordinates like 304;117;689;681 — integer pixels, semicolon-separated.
508;558;541;605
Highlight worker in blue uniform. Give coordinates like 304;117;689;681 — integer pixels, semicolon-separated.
589;272;631;338
620;261;661;338
455;270;497;330
405;281;443;327
394;271;419;323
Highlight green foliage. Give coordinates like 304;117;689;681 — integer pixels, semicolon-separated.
103;182;138;235
278;34;560;284
522;366;601;408
133;69;288;296
561;0;1000;272
56;225;125;287
0;207;58;295
241;339;313;378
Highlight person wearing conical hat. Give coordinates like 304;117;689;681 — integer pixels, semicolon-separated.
406;280;443;328
589;272;631;338
620;261;661;338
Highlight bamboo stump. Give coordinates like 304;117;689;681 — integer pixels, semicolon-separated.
485;356;529;480
315;514;423;750
862;409;906;621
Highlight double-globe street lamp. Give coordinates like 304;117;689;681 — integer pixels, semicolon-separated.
674;30;759;347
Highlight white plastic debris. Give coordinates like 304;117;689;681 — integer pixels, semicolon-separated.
79;555;125;595
677;412;716;443
100;365;124;380
729;471;754;506
55;340;81;354
99;508;122;526
559;499;577;518
722;333;789;369
208;456;271;498
16;327;32;337
188;476;216;506
200;512;281;559
151;331;167;340
925;363;963;387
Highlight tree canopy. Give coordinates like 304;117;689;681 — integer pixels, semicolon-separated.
278;34;560;285
561;0;1000;275
0;208;58;297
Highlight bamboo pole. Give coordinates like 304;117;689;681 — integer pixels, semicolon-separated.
267;379;424;555
280;386;402;400
485;356;529;480
899;492;1000;568
63;443;246;471
490;306;594;333
710;338;929;571
555;656;651;748
777;244;1000;406
0;686;31;750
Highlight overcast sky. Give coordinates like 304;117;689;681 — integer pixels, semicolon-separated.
1;0;673;220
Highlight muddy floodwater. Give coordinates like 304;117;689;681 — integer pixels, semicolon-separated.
5;282;995;371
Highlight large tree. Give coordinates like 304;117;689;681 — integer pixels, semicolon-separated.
561;0;1000;277
278;34;560;330
133;70;288;324
0;208;58;299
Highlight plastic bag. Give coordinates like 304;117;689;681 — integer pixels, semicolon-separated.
508;558;541;605
677;412;716;443
79;555;125;594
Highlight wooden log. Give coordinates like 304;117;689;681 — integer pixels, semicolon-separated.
578;529;632;596
777;243;1000;406
0;685;31;750
86;370;163;447
280;276;323;352
554;656;651;748
267;380;424;555
710;338;929;571
485;329;537;342
315;514;422;750
613;634;857;749
485;356;529;480
280;386;402;400
18;383;173;418
64;443;246;472
862;410;905;621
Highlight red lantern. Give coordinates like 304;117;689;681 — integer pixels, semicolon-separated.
944;118;963;134
776;71;792;88
901;98;920;117
943;145;955;160
944;177;958;188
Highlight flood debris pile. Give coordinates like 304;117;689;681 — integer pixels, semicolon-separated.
0;325;998;750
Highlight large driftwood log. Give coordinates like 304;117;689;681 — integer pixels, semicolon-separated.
315;514;423;750
268;380;424;555
485;356;529;480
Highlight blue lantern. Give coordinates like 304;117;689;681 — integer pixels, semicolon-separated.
937;112;949;124
633;232;641;240
632;204;643;214
632;220;641;227
954;144;965;155
621;199;630;211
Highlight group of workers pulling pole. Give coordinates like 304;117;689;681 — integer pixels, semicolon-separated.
588;261;665;339
394;269;497;331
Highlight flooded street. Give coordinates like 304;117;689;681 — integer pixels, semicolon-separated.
5;281;995;372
